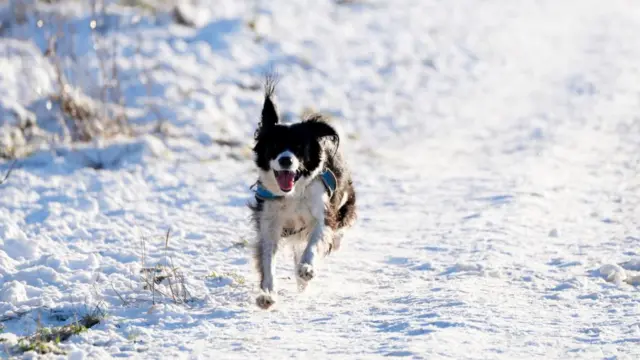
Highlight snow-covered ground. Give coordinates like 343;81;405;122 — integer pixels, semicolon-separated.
1;0;639;358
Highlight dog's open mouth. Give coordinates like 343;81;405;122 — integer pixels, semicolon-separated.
274;170;300;192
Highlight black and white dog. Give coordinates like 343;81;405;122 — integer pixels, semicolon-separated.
249;77;357;309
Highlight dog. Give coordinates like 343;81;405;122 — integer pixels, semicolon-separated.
249;76;357;310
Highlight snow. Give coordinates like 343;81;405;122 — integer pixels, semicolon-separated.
0;0;639;358
598;264;627;284
0;281;28;305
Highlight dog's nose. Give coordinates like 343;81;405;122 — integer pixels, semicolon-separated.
278;156;293;168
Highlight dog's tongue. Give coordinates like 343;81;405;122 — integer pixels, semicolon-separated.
276;171;295;191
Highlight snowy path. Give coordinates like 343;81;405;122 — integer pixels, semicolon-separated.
1;0;639;359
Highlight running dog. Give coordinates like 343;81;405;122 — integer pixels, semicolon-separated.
249;76;357;310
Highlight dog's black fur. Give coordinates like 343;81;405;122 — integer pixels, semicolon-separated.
249;75;356;309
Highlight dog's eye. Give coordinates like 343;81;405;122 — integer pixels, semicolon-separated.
302;144;312;159
267;144;280;155
294;143;307;155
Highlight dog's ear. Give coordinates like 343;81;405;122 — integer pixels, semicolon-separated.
306;116;340;149
255;74;279;140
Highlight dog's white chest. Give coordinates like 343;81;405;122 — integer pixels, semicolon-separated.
262;179;328;235
280;189;316;231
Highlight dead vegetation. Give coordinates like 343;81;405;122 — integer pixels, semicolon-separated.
110;229;194;307
0;0;176;160
206;270;246;287
5;305;105;356
42;2;131;144
1;0;259;162
0;3;129;158
140;229;193;305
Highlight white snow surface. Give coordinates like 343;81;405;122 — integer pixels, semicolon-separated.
1;0;640;359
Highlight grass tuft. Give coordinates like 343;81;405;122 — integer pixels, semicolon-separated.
10;311;103;355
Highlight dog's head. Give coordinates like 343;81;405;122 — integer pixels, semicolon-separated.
253;79;339;195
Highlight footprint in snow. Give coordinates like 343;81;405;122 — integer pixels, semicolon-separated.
385;256;433;271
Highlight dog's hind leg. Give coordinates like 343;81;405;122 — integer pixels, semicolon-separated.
328;231;344;254
336;183;357;230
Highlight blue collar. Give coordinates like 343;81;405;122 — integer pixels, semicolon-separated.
253;170;337;201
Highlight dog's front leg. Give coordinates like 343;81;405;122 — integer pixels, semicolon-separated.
255;215;282;310
297;222;332;283
297;183;332;283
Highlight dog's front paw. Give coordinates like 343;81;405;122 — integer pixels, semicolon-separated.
256;293;276;310
296;277;309;292
297;263;315;282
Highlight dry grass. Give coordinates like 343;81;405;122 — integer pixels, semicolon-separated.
0;0;158;159
7;305;105;356
206;270;246;287
142;229;193;305
1;0;216;161
111;229;193;307
43;15;131;143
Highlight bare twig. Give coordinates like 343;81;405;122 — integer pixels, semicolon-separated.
45;23;97;142
139;236;155;304
141;273;173;301
110;283;129;306
111;35;129;134
135;34;164;129
163;228;171;269
0;160;17;185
